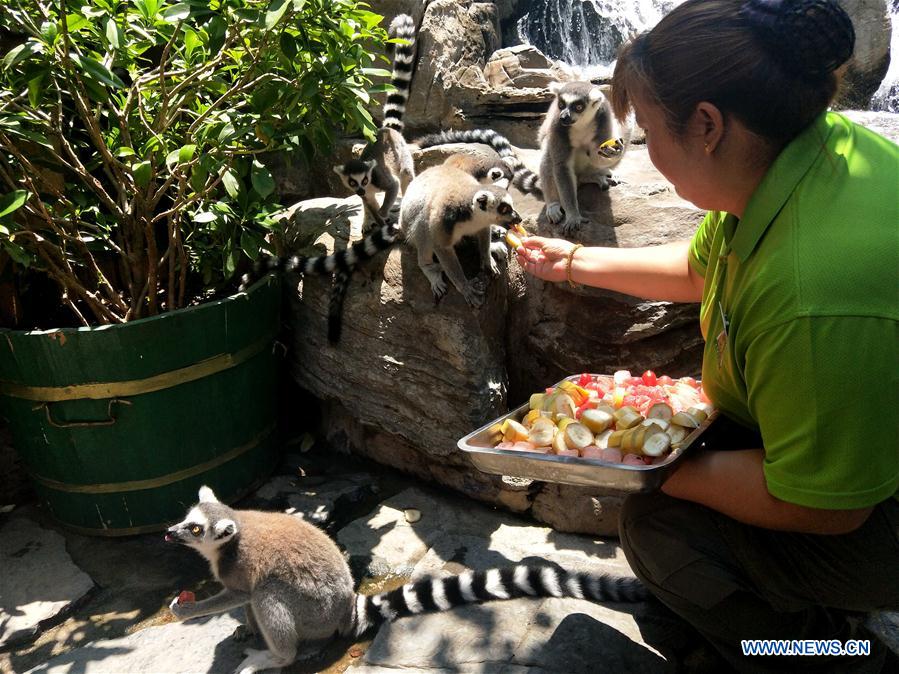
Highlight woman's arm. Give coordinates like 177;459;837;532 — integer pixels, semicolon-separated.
516;238;705;303
662;449;873;534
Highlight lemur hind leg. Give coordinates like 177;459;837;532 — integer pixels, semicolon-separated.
232;605;259;643
378;175;400;220
432;245;485;308
417;244;448;302
233;589;298;674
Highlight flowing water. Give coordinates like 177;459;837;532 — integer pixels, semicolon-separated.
871;2;899;112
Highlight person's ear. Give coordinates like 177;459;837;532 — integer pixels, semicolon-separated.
694;102;725;155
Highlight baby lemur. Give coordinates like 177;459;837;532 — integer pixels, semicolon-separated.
539;81;627;236
167;486;648;674
400;162;523;307
333;14;417;229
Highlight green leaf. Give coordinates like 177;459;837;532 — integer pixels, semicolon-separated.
161;3;191;22
69;53;125;89
2;241;32;267
65;13;90;33
27;75;44;108
178;144;197;163
264;0;291;30
193;211;217;223
279;32;298;59
2;41;40;70
132;160;152;188
251;161;275;198
360;67;391;77
240;230;260;260
116;147;136;157
40;21;58;45
105;18;122;49
184;27;201;58
292;0;306;10
0;191;29;219
222;169;241;198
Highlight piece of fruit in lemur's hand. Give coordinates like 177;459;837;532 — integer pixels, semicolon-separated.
400;164;523;307
165;486;648;673
538;81;628;237
333;13;417;231
414;128;543;200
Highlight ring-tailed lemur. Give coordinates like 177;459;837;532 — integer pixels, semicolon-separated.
333;14;417;230
539;81;627;236
400;163;522;307
166;486;648;674
414;128;543;199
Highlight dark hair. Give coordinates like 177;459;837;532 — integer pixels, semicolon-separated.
611;0;855;147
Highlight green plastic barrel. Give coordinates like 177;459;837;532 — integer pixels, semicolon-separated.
0;276;281;535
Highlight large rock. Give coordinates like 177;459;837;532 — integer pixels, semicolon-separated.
281;142;704;537
838;0;893;109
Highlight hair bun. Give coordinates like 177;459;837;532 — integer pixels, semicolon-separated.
740;0;855;79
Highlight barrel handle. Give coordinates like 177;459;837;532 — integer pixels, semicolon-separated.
34;399;133;428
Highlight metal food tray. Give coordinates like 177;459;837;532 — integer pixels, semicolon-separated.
457;374;718;493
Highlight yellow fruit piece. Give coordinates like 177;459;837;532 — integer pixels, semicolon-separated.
580;408;613;433
614;406;643;430
599;138;619;149
506;230;523;249
529;393;545;410
557;417;576;433
528;417;556;446
607;429;627;448
564;422;594;449
552;431;569;454
503;419;529;442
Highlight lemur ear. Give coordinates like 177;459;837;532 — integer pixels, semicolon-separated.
588;87;603;102
332;165;344;175
213;519;236;539
549;81;564;95
476;191;490;210
198;486;219;503
364;160;377;171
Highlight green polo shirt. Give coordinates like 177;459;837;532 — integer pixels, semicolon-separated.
689;111;898;510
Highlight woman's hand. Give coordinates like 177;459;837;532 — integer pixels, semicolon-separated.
515;236;578;283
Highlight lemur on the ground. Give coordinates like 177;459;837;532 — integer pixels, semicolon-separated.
166;486;648;674
539;81;628;236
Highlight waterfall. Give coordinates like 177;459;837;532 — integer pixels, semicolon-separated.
870;3;898;112
517;0;684;75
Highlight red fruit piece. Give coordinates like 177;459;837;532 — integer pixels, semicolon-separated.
641;370;657;386
657;375;674;386
577;372;592;387
177;590;195;604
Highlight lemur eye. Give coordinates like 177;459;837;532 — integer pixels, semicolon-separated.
574;103;584;113
348;179;357;187
190;525;203;536
558;99;565;110
498;203;510;215
361;177;368;186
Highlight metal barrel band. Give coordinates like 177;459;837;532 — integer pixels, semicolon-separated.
27;422;275;494
0;332;275;403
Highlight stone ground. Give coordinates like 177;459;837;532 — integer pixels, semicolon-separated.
2;447;898;674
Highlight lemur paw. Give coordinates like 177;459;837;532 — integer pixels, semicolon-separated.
559;215;587;237
546;202;564;224
462;280;486;308
431;278;448;303
486;256;502;277
232;624;255;642
490;241;509;265
168;596;192;621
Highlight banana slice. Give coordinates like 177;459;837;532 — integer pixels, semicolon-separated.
580;408;614;433
642;432;671;457
564;422;594;449
594;429;614;449
502;419;530;442
528;418;556;447
614;406;643;430
671;411;701;428
647;402;673;421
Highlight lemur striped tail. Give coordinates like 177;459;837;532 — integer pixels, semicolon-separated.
381;14;416;134
238;222;401;296
349;564;647;638
327;270;352;344
414;129;544;200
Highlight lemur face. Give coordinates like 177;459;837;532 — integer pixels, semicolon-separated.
474;189;522;228
164;486;238;556
550;82;604;127
333;160;376;197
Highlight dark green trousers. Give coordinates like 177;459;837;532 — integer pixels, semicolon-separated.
620;490;899;673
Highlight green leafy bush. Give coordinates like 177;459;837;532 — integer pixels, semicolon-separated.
0;0;389;325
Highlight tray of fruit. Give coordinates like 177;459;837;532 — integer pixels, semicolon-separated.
457;371;717;492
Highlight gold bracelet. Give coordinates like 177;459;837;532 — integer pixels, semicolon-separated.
566;243;583;288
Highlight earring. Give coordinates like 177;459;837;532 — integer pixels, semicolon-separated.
704;143;712;154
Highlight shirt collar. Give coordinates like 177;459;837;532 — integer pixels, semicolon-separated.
730;112;833;262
